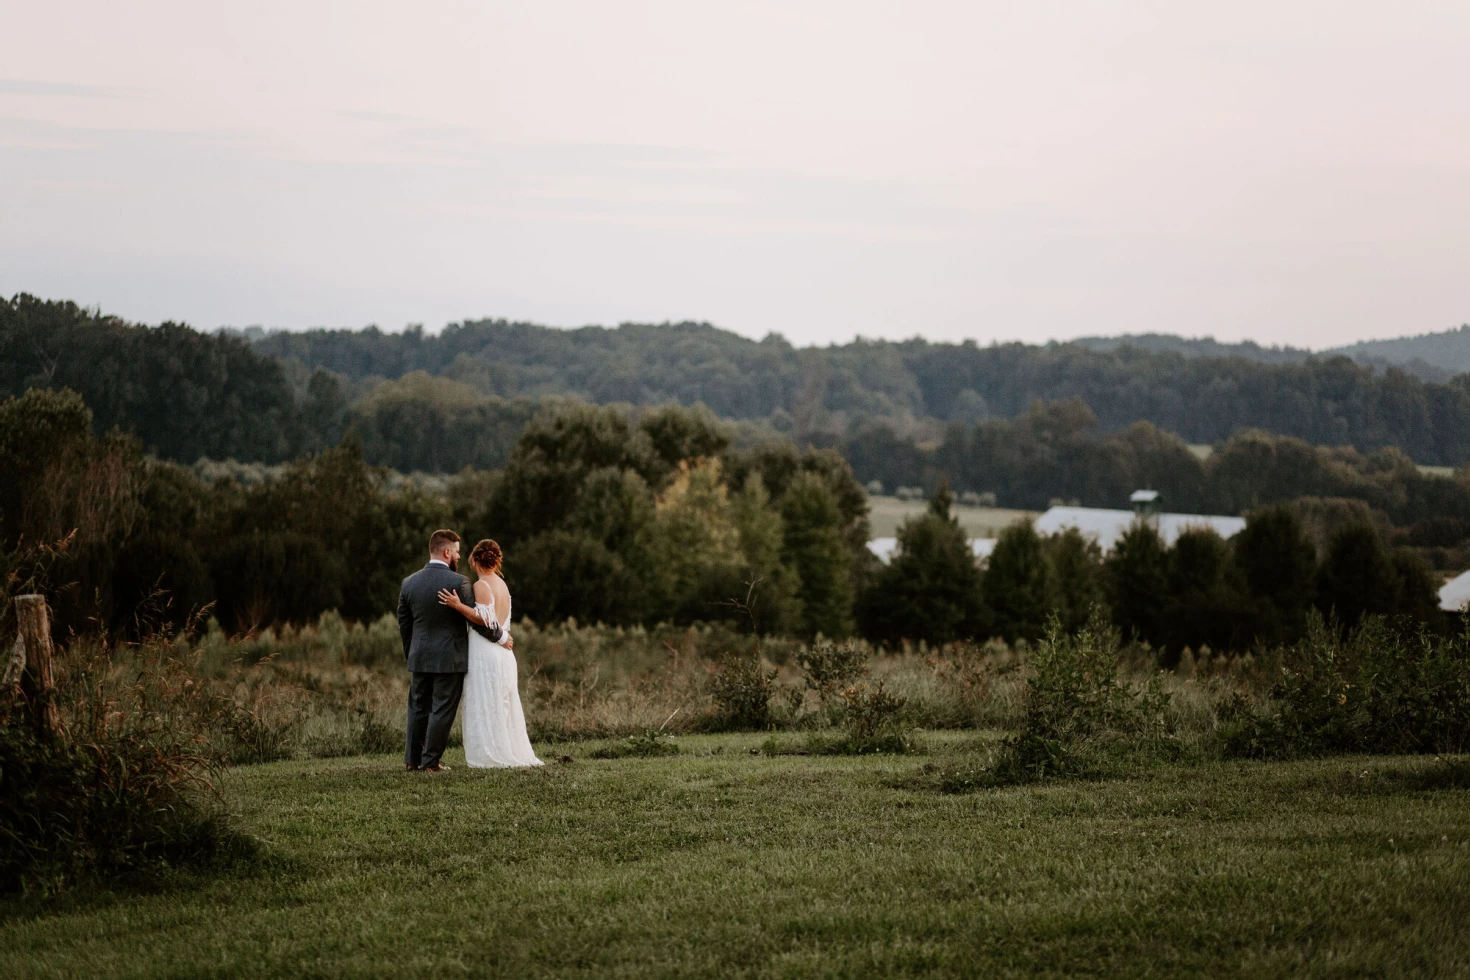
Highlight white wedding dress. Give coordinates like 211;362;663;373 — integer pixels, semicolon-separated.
462;588;543;768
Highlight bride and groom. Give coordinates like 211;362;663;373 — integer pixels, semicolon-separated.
397;529;542;771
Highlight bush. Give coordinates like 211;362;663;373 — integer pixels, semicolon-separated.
1023;612;1170;744
938;610;1171;790
0;639;251;894
708;649;778;730
823;681;911;754
1226;614;1470;758
795;639;868;707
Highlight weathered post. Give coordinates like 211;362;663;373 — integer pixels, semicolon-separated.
3;595;59;737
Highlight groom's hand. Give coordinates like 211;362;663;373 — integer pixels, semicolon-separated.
503;633;514;651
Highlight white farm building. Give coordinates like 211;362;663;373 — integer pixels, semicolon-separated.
867;537;996;564
866;491;1244;565
1034;506;1246;554
1440;570;1470;613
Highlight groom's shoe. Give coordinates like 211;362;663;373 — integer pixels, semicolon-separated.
422;763;452;773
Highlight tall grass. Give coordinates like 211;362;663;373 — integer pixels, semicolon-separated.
1;632;253;895
153;611;1268;762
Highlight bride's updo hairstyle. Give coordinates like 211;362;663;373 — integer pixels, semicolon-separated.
469;538;503;575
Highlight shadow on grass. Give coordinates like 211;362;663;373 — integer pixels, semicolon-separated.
1329;756;1470;797
0;829;293;926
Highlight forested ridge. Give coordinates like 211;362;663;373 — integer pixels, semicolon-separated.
7;293;1470;482
253;312;1470;465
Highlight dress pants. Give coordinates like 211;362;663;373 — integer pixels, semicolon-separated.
406;671;465;768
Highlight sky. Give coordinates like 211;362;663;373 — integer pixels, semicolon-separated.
2;1;1468;348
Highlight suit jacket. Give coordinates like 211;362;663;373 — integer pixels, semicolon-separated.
398;562;504;673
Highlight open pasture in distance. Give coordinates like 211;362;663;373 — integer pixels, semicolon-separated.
4;736;1467;978
866;495;1037;539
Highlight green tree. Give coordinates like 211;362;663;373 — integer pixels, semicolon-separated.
638;403;730;475
1044;527;1105;634
779;472;854;638
859;484;983;645
730;473;802;635
984;519;1053;644
1234;504;1318;645
1390;549;1441;625
1161;528;1251;658
509;530;638;626
1315;522;1399;627
1105;520;1168;649
643;460;747;624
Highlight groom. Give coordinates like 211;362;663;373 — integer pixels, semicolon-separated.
397;529;512;772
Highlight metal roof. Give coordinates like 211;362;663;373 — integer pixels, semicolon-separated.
1441;569;1470;612
1035;506;1245;553
866;536;997;565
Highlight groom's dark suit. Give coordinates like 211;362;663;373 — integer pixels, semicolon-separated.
398;560;505;768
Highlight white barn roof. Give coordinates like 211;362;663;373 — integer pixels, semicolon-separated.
1034;506;1246;553
866;536;998;565
1441;570;1470;612
867;537;898;562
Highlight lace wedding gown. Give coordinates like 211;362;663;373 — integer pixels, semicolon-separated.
463;589;543;768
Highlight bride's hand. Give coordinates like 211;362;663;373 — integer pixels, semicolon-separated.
436;587;463;609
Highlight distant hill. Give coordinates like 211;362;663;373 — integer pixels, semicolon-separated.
247;314;1470;465
1070;334;1313;366
1074;324;1470;383
1326;324;1470;380
8;293;1470;469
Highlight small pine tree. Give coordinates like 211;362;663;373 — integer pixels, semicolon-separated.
1233;504;1317;645
1044;527;1105;634
780;472;854;638
859;482;984;645
1160;527;1251;659
1315;521;1399;627
1104;520;1168;649
1390;549;1441;625
984;520;1053;644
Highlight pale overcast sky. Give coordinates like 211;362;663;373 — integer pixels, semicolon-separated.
2;1;1467;347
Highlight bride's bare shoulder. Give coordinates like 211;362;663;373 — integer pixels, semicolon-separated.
472;577;493;603
491;574;511;602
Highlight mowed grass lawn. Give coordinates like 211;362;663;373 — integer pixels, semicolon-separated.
4;734;1469;978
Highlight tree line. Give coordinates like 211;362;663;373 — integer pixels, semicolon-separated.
6;294;1470;533
3;387;1458;658
12;294;1470;468
0;389;871;644
867;485;1445;659
847;400;1470;532
253;311;1470;464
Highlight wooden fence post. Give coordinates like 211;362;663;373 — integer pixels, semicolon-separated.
4;595;60;737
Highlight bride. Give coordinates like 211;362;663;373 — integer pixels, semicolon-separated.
436;538;543;768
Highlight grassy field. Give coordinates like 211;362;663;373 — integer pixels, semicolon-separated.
866;496;1036;539
4;734;1468;978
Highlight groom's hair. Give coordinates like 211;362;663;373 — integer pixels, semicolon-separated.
428;529;461;556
